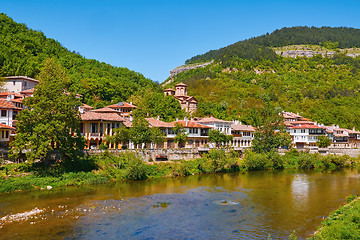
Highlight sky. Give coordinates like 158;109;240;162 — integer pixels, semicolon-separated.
1;0;360;83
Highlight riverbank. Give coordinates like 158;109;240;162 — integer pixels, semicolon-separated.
309;195;360;239
0;149;359;194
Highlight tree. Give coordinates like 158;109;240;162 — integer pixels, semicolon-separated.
317;135;332;148
150;127;166;147
105;127;132;149
130;117;152;149
208;129;233;147
173;123;188;148
251;104;292;153
10;58;85;162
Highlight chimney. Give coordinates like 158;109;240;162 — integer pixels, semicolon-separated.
130;115;133;122
353;127;356;131
157;116;160;120
79;107;84;114
176;118;178;122
336;125;339;129
130;101;132;105
184;117;188;126
6;95;10;102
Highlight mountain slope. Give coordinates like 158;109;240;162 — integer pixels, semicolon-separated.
0;13;157;108
186;26;360;64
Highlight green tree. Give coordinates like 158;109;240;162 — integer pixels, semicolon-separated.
173;123;188;148
316;135;332;148
10;58;85;162
130;117;152;149
105;127;132;149
208;129;233;147
251;104;292;153
150;127;166;147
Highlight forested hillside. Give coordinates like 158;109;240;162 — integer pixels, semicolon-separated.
167;53;360;129
0;13;159;108
186;26;360;64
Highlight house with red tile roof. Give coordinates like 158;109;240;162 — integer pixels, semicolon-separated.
105;102;137;117
80;108;126;149
231;121;256;148
171;118;211;148
0;123;15;148
287;124;326;149
4;76;39;94
194;116;232;135
164;82;198;114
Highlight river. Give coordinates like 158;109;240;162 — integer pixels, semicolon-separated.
1;169;360;239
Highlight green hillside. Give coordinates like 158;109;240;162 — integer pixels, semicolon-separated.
0;13;159;108
186;26;360;64
167;40;360;128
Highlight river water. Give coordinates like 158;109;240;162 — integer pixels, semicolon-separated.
1;169;360;239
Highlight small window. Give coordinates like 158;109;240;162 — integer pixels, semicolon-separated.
1;110;6;117
5;130;8;139
24;81;27;87
13;81;16;86
1;131;3;138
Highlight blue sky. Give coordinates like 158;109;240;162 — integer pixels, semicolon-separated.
1;0;360;82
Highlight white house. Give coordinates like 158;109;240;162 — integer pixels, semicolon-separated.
194;116;232;135
4;76;39;93
231;121;256;148
287;124;326;149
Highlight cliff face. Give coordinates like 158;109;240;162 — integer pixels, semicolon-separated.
169;61;214;78
276;50;360;58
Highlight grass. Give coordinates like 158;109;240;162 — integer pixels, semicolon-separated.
0;149;358;194
309;195;360;239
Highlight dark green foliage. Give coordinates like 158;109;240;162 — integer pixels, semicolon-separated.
208;129;233;147
186;26;360;64
317;135;332;148
0;13;156;107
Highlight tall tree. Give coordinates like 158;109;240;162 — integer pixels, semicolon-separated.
173;123;188;148
10;58;85;162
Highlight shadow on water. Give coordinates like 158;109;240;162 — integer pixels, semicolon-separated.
1;169;360;239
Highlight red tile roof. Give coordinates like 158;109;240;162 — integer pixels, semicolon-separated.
164;88;175;91
91;107;119;113
0;92;24;98
172;120;212;129
231;124;256;131
81;112;125;122
289;124;325;129
20;88;35;94
5;76;39;83
175;82;187;87
0;123;14;129
195;116;231;124
0;99;22;109
146;118;174;128
82;104;94;109
106;102;137;109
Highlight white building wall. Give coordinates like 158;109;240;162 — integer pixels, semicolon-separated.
0;109;13;127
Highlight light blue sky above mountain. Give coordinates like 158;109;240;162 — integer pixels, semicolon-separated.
1;0;360;82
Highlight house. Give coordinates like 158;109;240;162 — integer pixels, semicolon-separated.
105;102;137;117
4;76;39;93
194;116;232;135
80;107;125;149
0;123;15;148
287;124;326;149
164;82;198;114
231;121;256;148
145;117;175;149
78;103;94;113
0;96;24;128
282;111;310;122
172;118;211;148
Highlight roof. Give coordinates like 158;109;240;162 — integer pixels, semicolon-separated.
164;88;175;91
289;124;325;129
172;120;212;129
344;129;360;134
81;104;94;109
195;116;232;124
334;134;349;138
106;102;137;109
123;121;132;128
174;95;198;103
81;112;125;122
91;107;119;113
5;76;39;83
20;88;35;94
0;99;22;110
0;92;24;98
231;124;256;131
175;82;187;87
146;118;174;128
0;123;14;129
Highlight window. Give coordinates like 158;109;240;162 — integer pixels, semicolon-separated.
301;129;306;133
1;131;3;139
294;130;296;133
1;110;6;117
91;123;97;133
243;132;251;136
24;81;27;87
13;81;15;86
5;131;8;139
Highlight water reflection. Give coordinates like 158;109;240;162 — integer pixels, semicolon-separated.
0;169;360;239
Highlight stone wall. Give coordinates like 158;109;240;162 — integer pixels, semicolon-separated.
275;50;360;58
169;61;214;79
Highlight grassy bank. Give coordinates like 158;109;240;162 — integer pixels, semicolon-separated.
309;195;360;239
0;149;359;194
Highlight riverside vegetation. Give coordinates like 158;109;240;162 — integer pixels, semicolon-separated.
1;149;359;194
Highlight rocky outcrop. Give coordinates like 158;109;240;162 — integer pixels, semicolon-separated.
169;61;214;78
276;50;360;58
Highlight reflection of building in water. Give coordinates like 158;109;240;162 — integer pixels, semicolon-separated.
291;175;309;207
